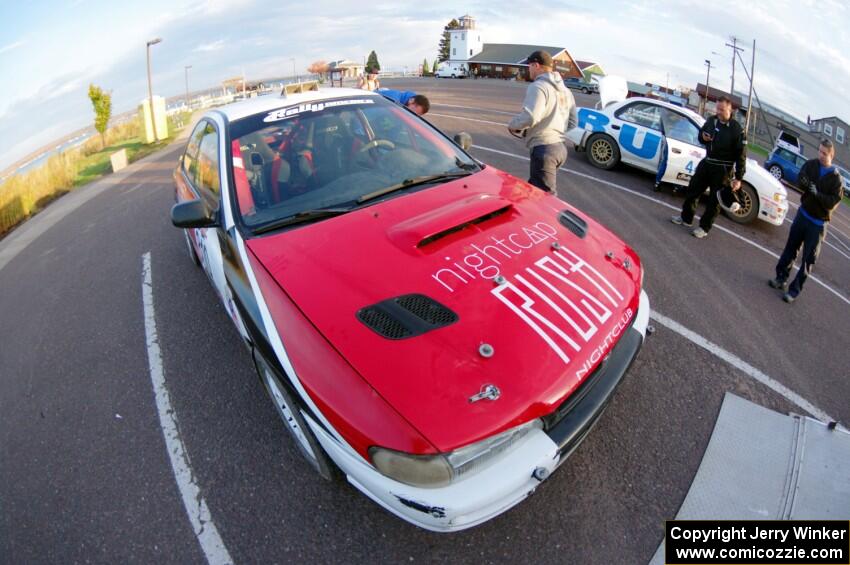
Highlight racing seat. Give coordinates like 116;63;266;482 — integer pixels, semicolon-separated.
310;114;351;187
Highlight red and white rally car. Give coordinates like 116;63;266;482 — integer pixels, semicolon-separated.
171;83;650;531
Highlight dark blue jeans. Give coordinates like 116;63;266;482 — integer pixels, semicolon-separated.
775;210;826;296
529;142;567;192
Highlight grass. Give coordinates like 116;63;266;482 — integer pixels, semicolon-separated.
73;137;172;186
0;112;190;238
748;143;770;159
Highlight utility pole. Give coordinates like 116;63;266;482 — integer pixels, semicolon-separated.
184;65;192;109
734;45;774;146
725;36;745;95
744;39;756;139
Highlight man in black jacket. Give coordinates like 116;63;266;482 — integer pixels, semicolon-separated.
769;140;844;302
671;96;746;238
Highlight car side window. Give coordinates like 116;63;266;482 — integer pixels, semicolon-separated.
661;109;701;146
183;122;206;181
195;123;221;200
615;103;662;131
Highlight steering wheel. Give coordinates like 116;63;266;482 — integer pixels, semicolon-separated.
357;138;396;154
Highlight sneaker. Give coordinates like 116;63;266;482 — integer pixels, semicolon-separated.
782;292;797;303
691;227;708;239
768;278;787;290
671;215;693;226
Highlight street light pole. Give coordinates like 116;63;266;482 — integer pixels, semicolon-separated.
146;37;162;141
702;59;713;115
290;57;296;82
184;65;192;109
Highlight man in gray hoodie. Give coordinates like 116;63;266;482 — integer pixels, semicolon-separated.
508;50;577;192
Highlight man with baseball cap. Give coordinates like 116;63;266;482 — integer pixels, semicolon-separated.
508;50;577;192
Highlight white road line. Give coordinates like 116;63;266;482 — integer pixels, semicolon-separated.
471;143;850;308
431;103;516;116
125;183;144;193
429;112;505;126
650;312;834;423
141;252;234;565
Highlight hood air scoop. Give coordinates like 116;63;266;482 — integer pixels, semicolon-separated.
357;294;458;339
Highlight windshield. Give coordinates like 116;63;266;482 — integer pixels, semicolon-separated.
228;96;479;229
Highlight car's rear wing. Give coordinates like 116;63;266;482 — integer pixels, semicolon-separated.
280;81;320;97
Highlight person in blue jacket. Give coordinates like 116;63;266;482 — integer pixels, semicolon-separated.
375;88;430;116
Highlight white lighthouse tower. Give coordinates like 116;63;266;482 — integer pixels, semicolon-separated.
448;14;483;62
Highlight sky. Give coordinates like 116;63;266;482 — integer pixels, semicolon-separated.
1;0;848;172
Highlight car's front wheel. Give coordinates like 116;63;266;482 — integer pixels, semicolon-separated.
724;182;759;224
258;360;338;481
586;133;621;170
582;87;589;94
769;164;784;181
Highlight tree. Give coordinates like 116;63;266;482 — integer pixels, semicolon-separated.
422;58;429;76
432;59;439;74
87;84;112;148
438;18;460;62
307;60;329;78
366;50;380;72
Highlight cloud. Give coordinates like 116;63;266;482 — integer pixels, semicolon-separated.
0;40;24;55
194;39;225;52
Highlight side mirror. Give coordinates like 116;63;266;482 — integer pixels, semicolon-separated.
453;132;472;151
171;200;217;228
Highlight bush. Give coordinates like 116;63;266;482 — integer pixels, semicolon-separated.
0;115;157;237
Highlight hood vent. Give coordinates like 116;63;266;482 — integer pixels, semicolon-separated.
558;209;588;238
357;294;458;339
417;205;512;248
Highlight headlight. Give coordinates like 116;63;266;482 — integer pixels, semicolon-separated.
369;419;543;488
773;192;785;202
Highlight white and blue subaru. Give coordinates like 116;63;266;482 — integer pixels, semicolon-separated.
566;80;788;226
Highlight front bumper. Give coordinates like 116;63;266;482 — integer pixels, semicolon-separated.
312;289;650;532
758;194;789;226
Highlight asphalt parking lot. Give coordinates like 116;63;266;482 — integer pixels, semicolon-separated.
1;77;848;564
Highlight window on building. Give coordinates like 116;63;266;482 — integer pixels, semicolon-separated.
452;48;456;56
462;33;465;40
824;123;833;137
469;49;473;56
837;126;845;144
495;66;502;71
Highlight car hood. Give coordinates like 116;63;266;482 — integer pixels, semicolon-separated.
745;159;787;196
247;167;643;452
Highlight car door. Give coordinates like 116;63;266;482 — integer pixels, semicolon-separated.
612;102;665;172
659;108;705;186
180;120;247;335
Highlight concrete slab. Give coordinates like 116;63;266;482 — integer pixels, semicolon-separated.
649;393;850;564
